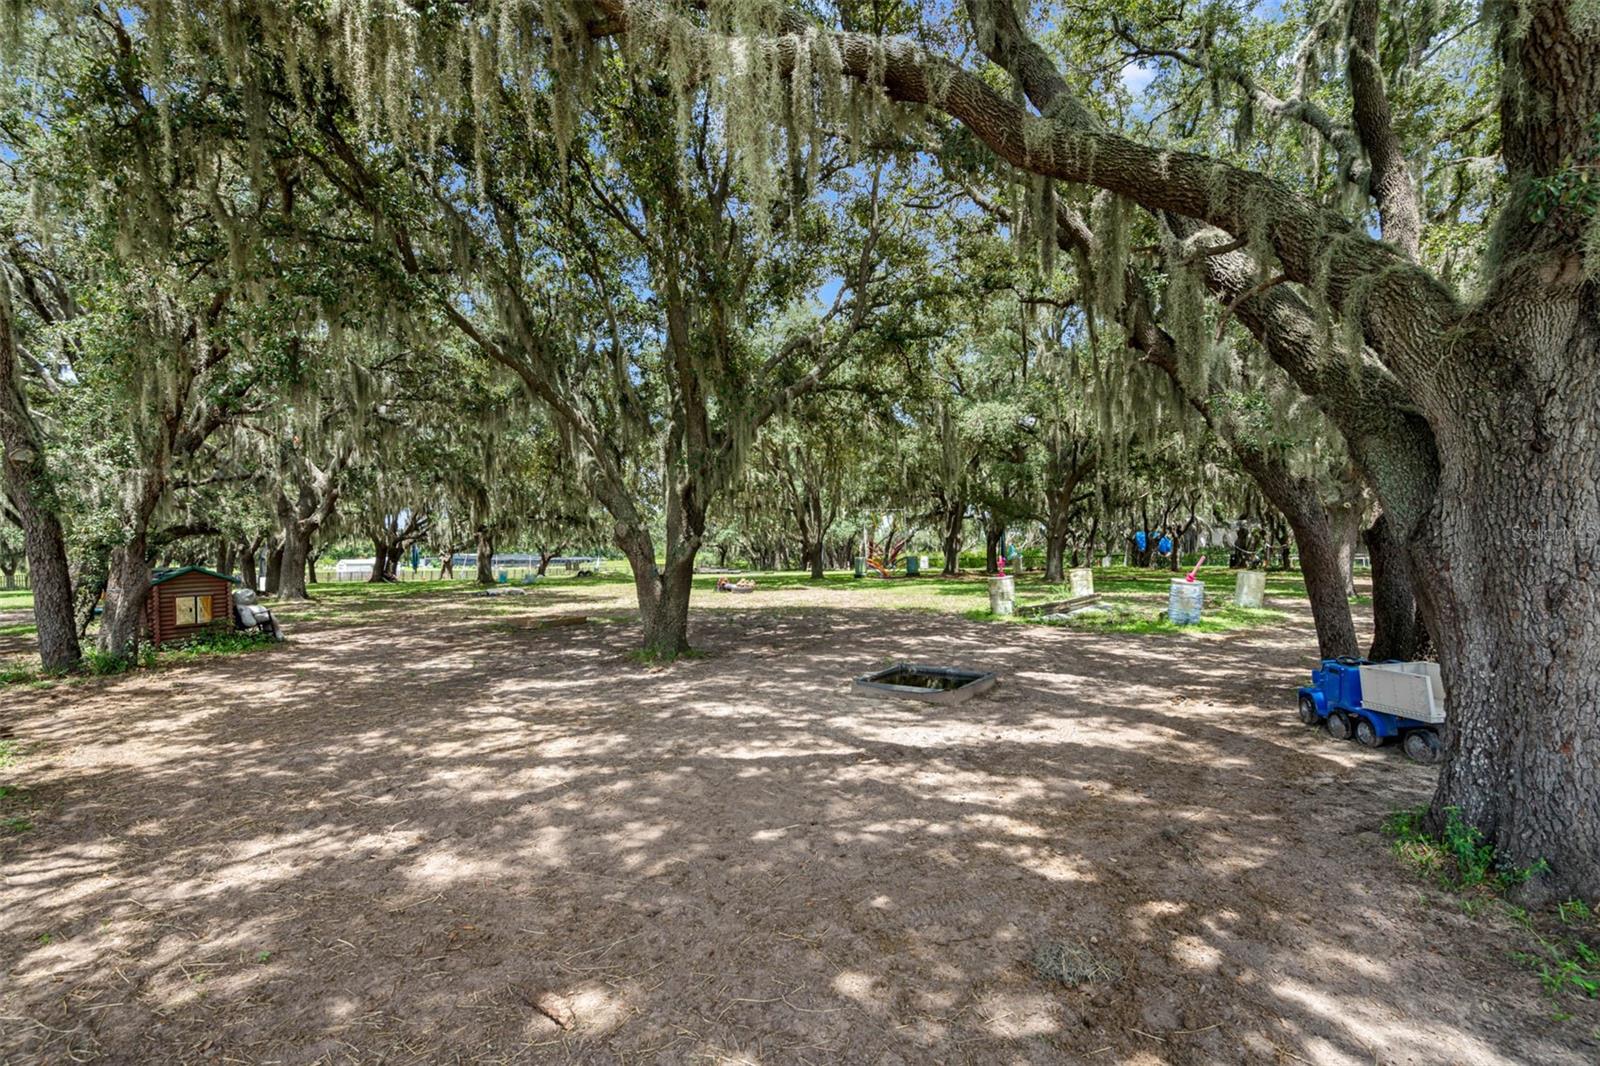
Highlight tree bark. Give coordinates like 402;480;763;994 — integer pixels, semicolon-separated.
369;539;391;583
97;539;151;658
1043;531;1067;584
1327;492;1365;599
1233;458;1358;660
1364;512;1423;661
6;495;79;670
277;523;312;601
264;543;284;597
0;279;80;671
940;506;963;576
638;553;695;656
475;528;496;586
237;542;259;592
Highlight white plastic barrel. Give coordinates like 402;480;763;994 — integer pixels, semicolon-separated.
988;575;1016;616
1168;580;1204;624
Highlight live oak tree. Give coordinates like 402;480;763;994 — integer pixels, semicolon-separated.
13;0;1599;894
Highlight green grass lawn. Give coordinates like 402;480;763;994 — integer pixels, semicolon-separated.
1;561;1313;684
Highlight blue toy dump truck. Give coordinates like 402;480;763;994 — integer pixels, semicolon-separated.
1297;657;1446;764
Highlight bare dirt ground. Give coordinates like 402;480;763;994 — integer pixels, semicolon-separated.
2;582;1596;1064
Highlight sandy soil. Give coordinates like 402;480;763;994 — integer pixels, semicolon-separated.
1;585;1596;1064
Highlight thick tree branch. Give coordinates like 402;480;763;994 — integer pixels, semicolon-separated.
1347;0;1423;260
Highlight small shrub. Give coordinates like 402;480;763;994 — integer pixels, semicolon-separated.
161;629;275;658
1382;805;1546;893
82;649;134;676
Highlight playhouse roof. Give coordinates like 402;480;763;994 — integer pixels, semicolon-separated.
150;566;238;587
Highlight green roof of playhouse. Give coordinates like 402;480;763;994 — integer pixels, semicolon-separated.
150;566;239;586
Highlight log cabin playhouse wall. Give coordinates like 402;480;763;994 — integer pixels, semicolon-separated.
145;567;236;649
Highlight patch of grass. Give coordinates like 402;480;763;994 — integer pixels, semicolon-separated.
1385;806;1597;1005
2;627;275;688
626;645;709;665
81;647;141;676
965;601;1289;636
156;629;276;660
0;622;36;638
0;662;35;685
1383;806;1547;894
0;741;31;836
0;587;33;611
1516;936;1600;1001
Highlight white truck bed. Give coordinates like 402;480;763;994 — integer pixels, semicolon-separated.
1358;662;1446;724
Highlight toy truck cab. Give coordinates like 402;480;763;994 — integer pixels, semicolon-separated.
1297;657;1444;764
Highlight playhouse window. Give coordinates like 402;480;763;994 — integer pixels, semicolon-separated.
175;595;212;626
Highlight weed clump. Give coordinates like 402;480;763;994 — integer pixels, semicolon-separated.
1384;806;1598;1004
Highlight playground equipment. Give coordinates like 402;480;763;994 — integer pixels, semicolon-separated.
1297;658;1445;764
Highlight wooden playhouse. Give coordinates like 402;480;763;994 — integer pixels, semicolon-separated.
145;566;237;648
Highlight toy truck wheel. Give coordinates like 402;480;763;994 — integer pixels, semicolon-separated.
1298;695;1320;726
1403;730;1442;765
1354;716;1383;748
1327;711;1355;741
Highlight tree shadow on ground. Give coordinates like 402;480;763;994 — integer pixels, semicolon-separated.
1;597;1593;1065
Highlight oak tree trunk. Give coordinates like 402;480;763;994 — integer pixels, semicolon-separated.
475;529;495;587
1043;522;1068;584
264;544;283;595
369;540;391;583
97;540;151;658
941;507;963;576
237;543;259;592
1236;454;1359;660
9;499;79;670
277;525;312;601
638;554;695;657
1421;360;1600;900
0;351;80;670
1365;513;1424;661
